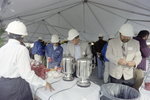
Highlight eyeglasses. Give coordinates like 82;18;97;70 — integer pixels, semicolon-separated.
71;36;79;41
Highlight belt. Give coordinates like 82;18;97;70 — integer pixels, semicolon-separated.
1;76;20;80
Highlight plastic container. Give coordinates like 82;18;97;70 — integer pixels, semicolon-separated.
100;83;140;100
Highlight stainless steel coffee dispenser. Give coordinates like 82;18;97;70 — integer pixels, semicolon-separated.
61;56;75;81
76;58;94;87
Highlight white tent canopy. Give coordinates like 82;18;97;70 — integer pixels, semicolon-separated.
1;0;150;43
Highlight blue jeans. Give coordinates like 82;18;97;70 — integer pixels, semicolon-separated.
97;56;105;78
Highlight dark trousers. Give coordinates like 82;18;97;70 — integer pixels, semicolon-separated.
0;77;33;100
110;75;134;87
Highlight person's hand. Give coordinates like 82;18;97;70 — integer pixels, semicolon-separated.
127;61;136;67
97;52;101;55
45;82;55;92
54;66;58;70
118;58;127;65
48;57;52;62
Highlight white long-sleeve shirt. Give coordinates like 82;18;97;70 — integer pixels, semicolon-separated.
0;39;46;86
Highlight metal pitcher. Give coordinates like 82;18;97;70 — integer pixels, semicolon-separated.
76;58;94;87
61;56;75;81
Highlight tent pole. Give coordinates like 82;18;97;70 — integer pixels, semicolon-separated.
43;20;52;37
27;31;50;35
86;3;109;37
59;12;88;41
28;21;43;42
118;0;150;12
24;13;57;26
21;2;82;26
128;19;150;22
89;2;150;36
45;21;66;38
26;21;41;26
88;1;150;18
130;21;150;29
27;24;96;36
9;0;68;19
21;17;93;35
50;25;96;35
89;2;125;19
1;1;82;21
25;36;50;40
0;0;10;17
21;17;102;36
59;13;74;28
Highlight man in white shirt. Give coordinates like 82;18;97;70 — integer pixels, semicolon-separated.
0;21;54;100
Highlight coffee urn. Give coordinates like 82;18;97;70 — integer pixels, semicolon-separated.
76;58;93;87
61;56;75;81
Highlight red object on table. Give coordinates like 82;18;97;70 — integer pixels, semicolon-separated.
57;68;61;70
30;60;50;80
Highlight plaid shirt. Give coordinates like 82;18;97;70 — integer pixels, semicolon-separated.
133;37;150;71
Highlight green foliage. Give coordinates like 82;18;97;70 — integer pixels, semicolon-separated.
0;24;6;47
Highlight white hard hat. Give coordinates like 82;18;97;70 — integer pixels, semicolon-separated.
67;29;79;40
5;21;27;36
98;33;103;37
119;23;134;37
109;34;114;39
51;34;59;43
38;36;43;40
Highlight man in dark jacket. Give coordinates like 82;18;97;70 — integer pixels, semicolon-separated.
32;36;44;62
133;30;150;90
94;33;107;79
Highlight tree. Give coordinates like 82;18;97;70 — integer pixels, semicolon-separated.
0;24;6;47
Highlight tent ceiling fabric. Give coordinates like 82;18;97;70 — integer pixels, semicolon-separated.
1;0;150;42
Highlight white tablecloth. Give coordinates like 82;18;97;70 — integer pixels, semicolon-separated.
30;77;100;100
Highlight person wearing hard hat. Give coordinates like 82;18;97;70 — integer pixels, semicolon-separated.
101;35;115;83
133;30;150;91
32;36;44;63
45;34;63;69
66;29;92;77
0;21;54;100
106;23;142;87
93;33;107;79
